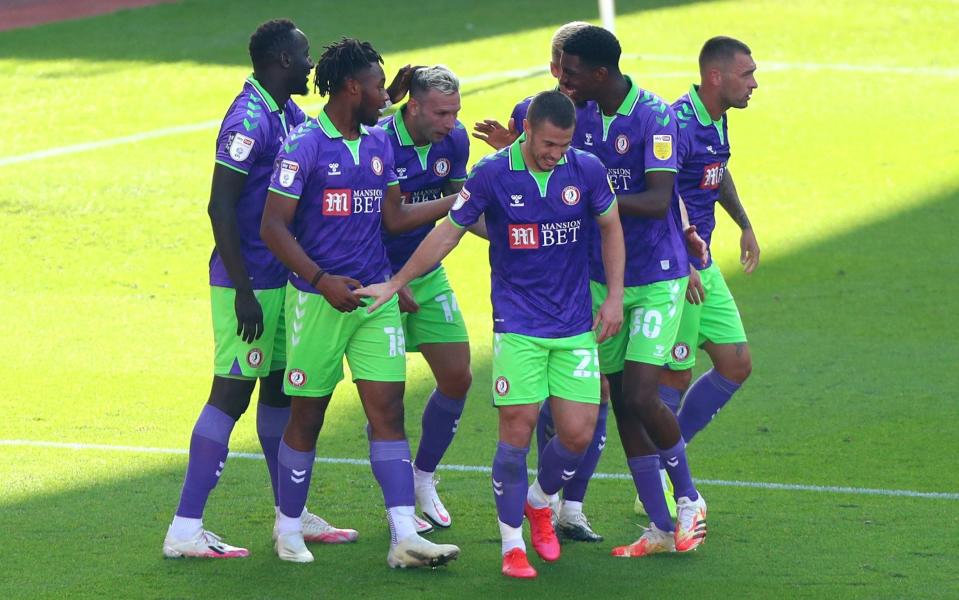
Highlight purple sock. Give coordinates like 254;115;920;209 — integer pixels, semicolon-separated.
659;438;698;501
629;455;673;532
537;437;585;496
562;403;607;503
414;389;465;473
492;441;529;528
659;384;683;415
370;440;415;508
277;440;315;519
256;403;289;506
678;368;741;442
175;404;236;519
535;401;555;461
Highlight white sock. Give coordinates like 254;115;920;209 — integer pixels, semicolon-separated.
412;465;433;489
169;516;202;540
498;519;526;555
560;500;583;521
275;511;302;535
526;479;550;509
387;505;417;545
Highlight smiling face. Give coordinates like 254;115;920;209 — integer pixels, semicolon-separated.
353;62;389;127
523;118;573;171
557;52;605;105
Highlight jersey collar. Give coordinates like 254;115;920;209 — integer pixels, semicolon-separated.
611;75;641;116
316;107;370;139
688;84;725;128
508;133;567;171
246;75;281;113
392;108;416;146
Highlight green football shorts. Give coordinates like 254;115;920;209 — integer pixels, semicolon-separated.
402;266;469;351
283;283;406;397
667;264;747;370
211;286;285;379
590;277;688;373
490;331;601;406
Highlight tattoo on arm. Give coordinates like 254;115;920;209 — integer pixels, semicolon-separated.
719;170;751;230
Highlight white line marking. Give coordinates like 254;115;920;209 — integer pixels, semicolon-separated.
2;439;956;501
2;54;954;168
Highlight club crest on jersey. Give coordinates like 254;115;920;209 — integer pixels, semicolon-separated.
322;188;352;216
494;376;510;397
561;186;581;206
227;132;254;161
433;158;450;177
671;342;690;362
371;156;384;176
615;134;630;154
278;160;299;188
508;224;539;249
247;348;263;368
452;187;470;210
288;369;307;388
653;134;673;160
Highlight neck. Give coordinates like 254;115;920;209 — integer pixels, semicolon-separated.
598;73;629;116
401;107;429;146
696;84;726;121
253;70;291;108
325;99;361;139
519;139;547;173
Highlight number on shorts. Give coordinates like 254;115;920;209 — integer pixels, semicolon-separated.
631;308;663;339
572;348;600;378
384;326;406;357
435;293;459;323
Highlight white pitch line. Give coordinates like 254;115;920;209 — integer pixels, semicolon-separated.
626;53;959;77
2;439;957;501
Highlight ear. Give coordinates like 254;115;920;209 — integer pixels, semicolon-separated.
705;66;722;87
278;49;293;69
593;66;609;83
345;76;360;97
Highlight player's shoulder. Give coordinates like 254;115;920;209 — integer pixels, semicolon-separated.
512;96;534;117
630;86;676;124
568;146;605;170
671;93;697;132
220;86;271;135
468;147;509;178
449;119;470;146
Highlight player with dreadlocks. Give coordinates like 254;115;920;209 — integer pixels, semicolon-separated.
260;37;460;569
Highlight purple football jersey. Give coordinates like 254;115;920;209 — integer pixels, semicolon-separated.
378;109;469;274
673;85;731;270
268;108;399;291
210;76;307;289
449;136;615;338
572;77;688;287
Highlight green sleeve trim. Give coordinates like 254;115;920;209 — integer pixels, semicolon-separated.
268;187;300;200
598;198;617;216
387;180;400;186
447;213;467;229
215;160;249;175
645;167;678;173
449;177;467;182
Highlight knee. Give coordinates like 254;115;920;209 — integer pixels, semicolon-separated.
661;368;692;392
558;426;594;455
369;395;406;439
438;367;472;400
208;377;256;420
717;355;752;385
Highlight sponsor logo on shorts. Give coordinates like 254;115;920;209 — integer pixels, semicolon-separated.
322;188;352;216
371;156;384;176
451;187;470;211
653;134;673;160
615;134;630;154
227;132;254;161
494;376;510;397
433;158;450;177
247;348;263;368
508;224;539;249
561;185;581;206
671;342;690;361
700;161;725;190
288;369;307;388
278;160;299;188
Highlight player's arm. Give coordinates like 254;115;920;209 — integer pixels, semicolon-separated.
717;169;760;273
357;218;467;312
260;192;362;312
593;204;626;343
614;171;674;218
443;179;487;239
207;163;263;343
678;194;709;268
382;183;457;234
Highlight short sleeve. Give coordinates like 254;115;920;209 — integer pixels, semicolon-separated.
382;135;399;186
448;164;491;228
511;99;530;135
643;106;679;173
675;118;693;171
214;107;269;175
268;136;310;199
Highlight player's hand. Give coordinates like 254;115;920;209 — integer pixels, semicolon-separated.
740;228;760;273
234;288;264;343
684;225;709;268
472;118;518;150
686;267;705;305
386;64;424;104
355;281;400;313
593;294;624;344
397;285;419;313
315;275;363;312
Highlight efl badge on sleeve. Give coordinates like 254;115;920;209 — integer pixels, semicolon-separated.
228;132;255;161
279;160;299;187
653;134;673;160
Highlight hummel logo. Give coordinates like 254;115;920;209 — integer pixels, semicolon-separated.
585;133;594;146
328;162;341;175
452;417;460;433
291;468;307;484
215;461;224;477
561;469;576;481
706;145;717;155
509;194;525;207
666;457;679;468
598;435;607;451
492;478;504;496
396;167;407;179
